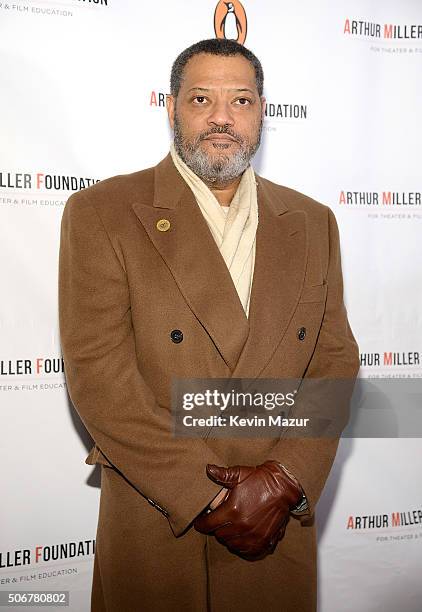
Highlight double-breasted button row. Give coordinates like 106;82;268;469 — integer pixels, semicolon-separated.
171;328;306;343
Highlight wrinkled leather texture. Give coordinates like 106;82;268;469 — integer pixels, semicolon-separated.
193;460;302;561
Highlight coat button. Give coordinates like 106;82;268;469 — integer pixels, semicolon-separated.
297;327;306;341
156;218;171;232
170;329;183;343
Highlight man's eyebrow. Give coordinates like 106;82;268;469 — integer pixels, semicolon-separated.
229;88;255;94
187;87;256;94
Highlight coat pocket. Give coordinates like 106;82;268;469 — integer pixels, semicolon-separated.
299;282;327;304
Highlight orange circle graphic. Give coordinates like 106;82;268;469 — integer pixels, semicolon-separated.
214;1;248;45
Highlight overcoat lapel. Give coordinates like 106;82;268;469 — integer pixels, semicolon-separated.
131;155;308;378
132;155;249;372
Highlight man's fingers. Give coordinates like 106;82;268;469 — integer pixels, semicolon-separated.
194;504;232;534
227;541;274;561
206;464;240;488
227;537;278;561
212;521;247;541
206;463;256;488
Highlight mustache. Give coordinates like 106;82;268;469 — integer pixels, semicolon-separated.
196;126;244;144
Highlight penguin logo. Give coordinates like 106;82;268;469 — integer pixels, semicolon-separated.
214;0;247;45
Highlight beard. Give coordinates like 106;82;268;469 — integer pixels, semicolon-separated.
173;115;262;185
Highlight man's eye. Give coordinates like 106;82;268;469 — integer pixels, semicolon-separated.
235;98;251;106
193;96;207;104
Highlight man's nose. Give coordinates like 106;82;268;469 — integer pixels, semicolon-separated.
207;100;234;126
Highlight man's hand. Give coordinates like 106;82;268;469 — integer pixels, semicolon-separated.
193;461;303;561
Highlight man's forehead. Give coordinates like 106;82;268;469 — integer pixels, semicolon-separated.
183;54;254;76
180;54;257;92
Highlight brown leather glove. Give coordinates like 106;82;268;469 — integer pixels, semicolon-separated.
193;460;303;561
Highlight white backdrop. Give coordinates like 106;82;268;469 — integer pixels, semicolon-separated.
1;1;421;611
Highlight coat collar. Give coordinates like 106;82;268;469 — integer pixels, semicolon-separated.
132;153;307;378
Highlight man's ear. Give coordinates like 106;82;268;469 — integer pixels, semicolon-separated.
260;95;266;121
166;94;175;129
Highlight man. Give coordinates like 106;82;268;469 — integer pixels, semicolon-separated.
59;39;359;612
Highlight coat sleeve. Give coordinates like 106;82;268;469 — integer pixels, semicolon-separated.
266;206;360;519
58;190;225;537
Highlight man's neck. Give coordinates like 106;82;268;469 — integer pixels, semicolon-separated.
204;176;242;206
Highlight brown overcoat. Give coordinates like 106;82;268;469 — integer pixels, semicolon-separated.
58;154;359;612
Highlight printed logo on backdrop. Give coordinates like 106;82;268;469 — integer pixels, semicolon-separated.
346;509;422;544
0;540;95;585
0;357;66;392
343;18;422;55
338;190;422;222
360;351;422;378
0;171;100;208
0;0;109;17
359;351;422;378
214;1;247;45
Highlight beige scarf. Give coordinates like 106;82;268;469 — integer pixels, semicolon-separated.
170;144;258;318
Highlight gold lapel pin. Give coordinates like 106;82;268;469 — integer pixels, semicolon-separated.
156;218;171;232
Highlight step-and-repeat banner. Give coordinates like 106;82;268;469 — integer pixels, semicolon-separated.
1;1;421;610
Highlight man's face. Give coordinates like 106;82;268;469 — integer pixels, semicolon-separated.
167;53;265;185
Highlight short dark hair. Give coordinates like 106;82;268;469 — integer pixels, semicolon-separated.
170;38;264;98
